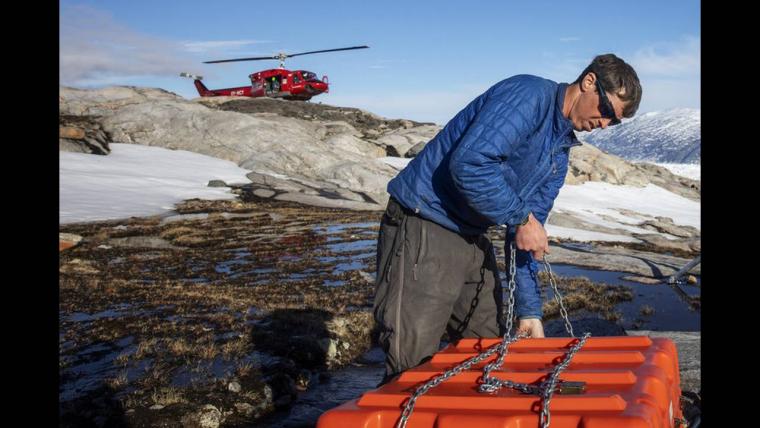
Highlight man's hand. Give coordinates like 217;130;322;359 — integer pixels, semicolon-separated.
517;318;545;338
515;212;550;260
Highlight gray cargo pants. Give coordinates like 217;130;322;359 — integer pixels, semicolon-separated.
373;197;503;383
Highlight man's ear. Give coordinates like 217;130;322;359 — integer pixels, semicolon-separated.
580;72;596;93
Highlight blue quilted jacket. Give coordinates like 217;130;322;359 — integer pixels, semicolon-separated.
387;74;581;319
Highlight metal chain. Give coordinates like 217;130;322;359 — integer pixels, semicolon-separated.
538;332;590;427
542;257;575;338
395;241;589;428
504;242;518;336
396;333;528;428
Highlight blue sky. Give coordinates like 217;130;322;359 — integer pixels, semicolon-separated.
60;0;700;125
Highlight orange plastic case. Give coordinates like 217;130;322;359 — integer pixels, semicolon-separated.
317;336;683;428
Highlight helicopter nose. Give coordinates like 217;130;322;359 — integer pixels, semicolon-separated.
309;81;328;92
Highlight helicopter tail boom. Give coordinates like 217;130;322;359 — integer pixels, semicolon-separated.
180;72;214;96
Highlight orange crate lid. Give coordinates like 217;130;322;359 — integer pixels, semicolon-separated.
317;336;682;428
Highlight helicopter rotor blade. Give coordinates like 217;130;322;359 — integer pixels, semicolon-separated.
286;45;369;58
203;46;368;64
203;55;278;64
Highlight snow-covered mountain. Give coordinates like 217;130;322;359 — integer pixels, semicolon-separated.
577;108;700;164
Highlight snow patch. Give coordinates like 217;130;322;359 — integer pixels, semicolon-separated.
549;182;700;241
378;156;412;171
647;162;701;181
60;144;251;224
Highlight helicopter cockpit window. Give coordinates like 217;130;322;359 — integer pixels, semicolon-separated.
301;71;318;81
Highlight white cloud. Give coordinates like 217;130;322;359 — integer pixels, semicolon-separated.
181;39;272;53
630;36;700;77
60;5;201;86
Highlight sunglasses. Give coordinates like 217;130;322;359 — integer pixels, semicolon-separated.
594;76;621;126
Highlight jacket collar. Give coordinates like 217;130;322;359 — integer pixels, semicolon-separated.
555;82;582;148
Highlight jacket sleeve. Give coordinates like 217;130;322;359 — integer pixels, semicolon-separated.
507;147;571;320
448;93;543;226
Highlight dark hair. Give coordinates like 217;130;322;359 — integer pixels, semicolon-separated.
574;54;642;118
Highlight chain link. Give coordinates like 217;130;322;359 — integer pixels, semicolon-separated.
504;242;518;336
542;257;575;338
538;332;590;427
395;241;588;428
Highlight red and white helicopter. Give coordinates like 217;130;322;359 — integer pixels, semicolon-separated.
181;45;368;101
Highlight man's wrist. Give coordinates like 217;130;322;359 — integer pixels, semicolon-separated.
518;211;532;226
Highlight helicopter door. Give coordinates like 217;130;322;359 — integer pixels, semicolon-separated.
251;79;265;97
266;76;282;95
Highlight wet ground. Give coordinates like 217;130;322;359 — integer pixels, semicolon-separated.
59;198;700;427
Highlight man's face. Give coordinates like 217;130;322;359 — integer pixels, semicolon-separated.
570;72;626;132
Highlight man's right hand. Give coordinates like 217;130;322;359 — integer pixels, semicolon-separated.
514;212;550;260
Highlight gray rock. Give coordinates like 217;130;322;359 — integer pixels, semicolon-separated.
59;115;111;155
180;404;223;428
566;143;650;187
59;233;83;247
106;236;177;249
234;402;254;417
253;188;276;198
207;180;228;188
620;275;663;284
543;243;700;279
60;139;90;154
405;140;428;158
639;218;699;238
262;384;274;404
149;404;165;410
627;330;700;393
318;338;338;360
631;234;700;254
374;125;439;157
547;211;633;237
59;85;183;116
159;213;209;225
566;143;699;202
358;271;375;284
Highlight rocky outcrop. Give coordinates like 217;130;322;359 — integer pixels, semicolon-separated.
372;124;440;157
59;115;111;155
566;143;700;201
236;172;385;211
633;162;701;201
627;330;700;393
639;216;700;238
59;86;184;116
59;87;434;210
197;96;437;137
541;242;700;279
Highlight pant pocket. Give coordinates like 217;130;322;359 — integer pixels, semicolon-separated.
412;219;427;281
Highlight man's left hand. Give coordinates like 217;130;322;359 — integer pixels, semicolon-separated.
517;318;545;338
